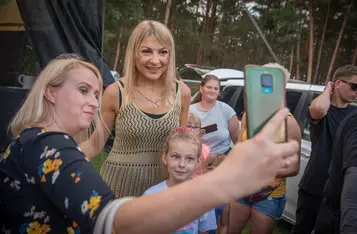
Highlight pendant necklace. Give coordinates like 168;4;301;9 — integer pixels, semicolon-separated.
136;86;163;108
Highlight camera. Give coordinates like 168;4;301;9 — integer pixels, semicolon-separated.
261;74;273;93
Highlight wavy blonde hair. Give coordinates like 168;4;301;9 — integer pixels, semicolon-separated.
123;20;177;106
9;57;104;144
263;63;291;83
161;127;202;179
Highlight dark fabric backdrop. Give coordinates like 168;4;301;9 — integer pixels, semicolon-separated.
16;0;114;88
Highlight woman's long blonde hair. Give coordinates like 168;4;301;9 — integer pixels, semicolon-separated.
9;57;104;144
123;20;177;106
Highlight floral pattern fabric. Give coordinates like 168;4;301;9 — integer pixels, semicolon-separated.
0;128;115;233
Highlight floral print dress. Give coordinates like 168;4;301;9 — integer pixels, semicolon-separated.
0;128;115;234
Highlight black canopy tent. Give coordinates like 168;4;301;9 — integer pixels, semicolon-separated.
16;0;114;88
0;0;115;152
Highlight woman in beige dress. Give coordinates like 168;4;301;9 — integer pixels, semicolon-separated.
80;20;191;197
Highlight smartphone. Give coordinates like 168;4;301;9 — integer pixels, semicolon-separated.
244;65;287;142
201;123;218;134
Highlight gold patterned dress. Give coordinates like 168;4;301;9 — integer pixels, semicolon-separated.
100;81;181;197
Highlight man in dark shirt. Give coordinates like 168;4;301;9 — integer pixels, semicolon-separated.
314;110;357;234
290;65;357;234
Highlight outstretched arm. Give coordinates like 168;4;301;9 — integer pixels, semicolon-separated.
112;109;299;234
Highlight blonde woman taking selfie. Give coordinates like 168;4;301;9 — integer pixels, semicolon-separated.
0;55;299;233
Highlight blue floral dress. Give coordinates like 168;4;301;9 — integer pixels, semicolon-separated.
0;128;115;234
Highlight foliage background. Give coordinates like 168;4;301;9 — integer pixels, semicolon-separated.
103;0;357;84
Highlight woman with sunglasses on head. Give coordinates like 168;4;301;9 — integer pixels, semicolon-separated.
80;20;192;198
0;55;300;234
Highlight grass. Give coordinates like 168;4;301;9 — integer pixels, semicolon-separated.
242;221;291;234
90;151;109;173
90;152;291;234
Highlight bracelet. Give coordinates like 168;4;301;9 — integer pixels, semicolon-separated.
94;196;134;234
105;197;134;234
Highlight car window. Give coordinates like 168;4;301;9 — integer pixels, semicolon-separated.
179;68;202;81
220;85;245;118
286;90;303;114
219;86;238;103
302;120;311;141
233;89;245;119
302;92;320;141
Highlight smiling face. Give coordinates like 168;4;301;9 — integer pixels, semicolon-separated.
163;139;200;185
135;35;170;81
48;66;100;135
200;79;220;102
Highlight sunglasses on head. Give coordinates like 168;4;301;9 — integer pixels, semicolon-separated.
186;125;200;130
339;79;357;91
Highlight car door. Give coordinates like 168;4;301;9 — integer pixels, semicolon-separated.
283;90;314;224
179;68;203;95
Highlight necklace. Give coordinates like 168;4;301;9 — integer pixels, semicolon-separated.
136;86;163;108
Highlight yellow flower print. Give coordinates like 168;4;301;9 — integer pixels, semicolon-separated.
88;195;102;218
52;159;63;171
26;221;51;234
3;139;17;163
27;221;41;234
67;227;75;234
41;224;51;233
42;159;54;174
81;191;102;218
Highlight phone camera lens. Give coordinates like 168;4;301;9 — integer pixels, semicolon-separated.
261;74;273;87
261;74;273;93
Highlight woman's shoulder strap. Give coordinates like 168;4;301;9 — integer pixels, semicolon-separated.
117;80;125;107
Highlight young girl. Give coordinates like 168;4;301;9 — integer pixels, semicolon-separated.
187;112;211;177
144;127;217;234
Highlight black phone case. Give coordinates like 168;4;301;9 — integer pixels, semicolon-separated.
201;124;218;134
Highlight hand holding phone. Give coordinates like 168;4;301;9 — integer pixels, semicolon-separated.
201;124;218;135
244;65;287;143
